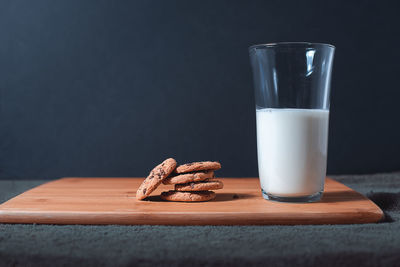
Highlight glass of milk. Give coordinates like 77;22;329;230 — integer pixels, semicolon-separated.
249;42;335;203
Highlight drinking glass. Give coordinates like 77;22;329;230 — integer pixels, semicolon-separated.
249;42;335;202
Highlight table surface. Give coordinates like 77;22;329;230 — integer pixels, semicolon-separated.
1;173;399;267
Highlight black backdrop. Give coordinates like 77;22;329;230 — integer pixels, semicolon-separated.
0;0;399;179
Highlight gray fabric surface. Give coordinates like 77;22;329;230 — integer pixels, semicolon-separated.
0;173;399;267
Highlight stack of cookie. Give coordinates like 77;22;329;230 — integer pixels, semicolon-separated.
161;161;223;202
136;158;223;202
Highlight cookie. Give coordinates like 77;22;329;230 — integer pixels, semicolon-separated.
175;161;221;174
160;190;216;202
162;170;215;185
175;180;223;191
136;158;177;200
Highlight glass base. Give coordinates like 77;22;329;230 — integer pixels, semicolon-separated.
261;189;323;203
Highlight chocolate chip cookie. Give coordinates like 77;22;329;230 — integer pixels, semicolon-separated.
162;170;215;185
175;180;223;191
136;158;177;200
175;161;221;174
160;190;216;202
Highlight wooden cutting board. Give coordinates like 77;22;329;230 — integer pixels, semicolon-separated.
0;177;383;225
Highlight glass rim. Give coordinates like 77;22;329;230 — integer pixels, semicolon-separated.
248;42;335;51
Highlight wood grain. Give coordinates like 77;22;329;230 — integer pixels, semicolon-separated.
0;177;383;225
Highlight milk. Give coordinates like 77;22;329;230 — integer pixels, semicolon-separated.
256;108;329;197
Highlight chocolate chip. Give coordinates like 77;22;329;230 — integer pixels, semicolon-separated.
233;194;239;199
149;174;154;179
143;188;147;194
190;183;195;189
159;169;165;177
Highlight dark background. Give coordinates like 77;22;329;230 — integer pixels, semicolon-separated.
0;0;399;179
